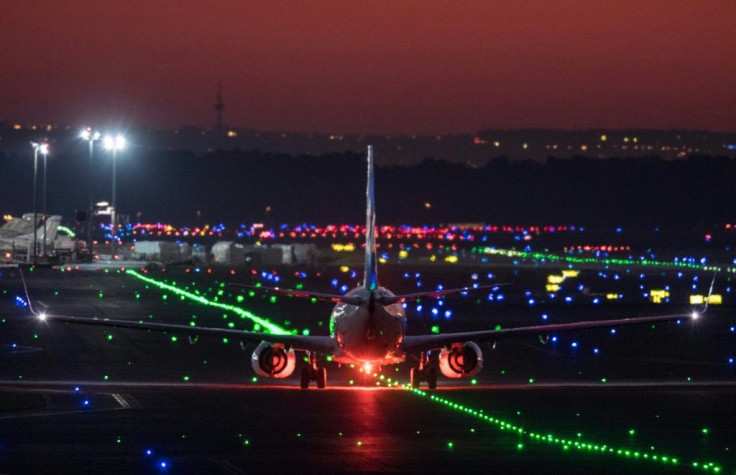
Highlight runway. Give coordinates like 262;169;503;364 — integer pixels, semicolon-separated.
0;264;733;473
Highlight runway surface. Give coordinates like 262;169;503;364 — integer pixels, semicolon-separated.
0;263;733;473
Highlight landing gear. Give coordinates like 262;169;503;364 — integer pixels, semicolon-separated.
300;366;311;389
426;367;437;390
300;352;327;389
410;352;437;390
316;367;327;389
410;367;422;389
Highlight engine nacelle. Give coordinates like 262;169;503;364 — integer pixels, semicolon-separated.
439;341;483;378
251;342;296;378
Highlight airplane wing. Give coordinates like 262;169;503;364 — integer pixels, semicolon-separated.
227;283;365;305
35;312;336;354
401;312;697;353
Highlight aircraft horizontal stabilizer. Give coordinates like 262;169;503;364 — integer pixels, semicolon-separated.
227;283;365;306
378;283;507;305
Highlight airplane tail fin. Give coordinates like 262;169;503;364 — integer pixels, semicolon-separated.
364;145;378;291
32;215;60;241
41;215;61;244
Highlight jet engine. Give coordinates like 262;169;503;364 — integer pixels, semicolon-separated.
251;342;296;378
439;342;483;378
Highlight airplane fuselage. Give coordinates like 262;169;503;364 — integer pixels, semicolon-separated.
330;286;406;366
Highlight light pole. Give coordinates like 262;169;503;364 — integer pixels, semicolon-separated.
81;128;100;257
41;143;49;259
30;142;48;265
103;134;125;258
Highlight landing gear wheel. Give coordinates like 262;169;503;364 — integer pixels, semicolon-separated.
410;368;423;389
426;367;437;390
316;367;327;389
300;366;311;389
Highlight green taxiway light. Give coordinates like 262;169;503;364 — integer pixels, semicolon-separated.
478;247;732;274
125;270;290;335
399;382;722;472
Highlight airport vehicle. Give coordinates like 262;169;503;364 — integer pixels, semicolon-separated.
26;147;700;388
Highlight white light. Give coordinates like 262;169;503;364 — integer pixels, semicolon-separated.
38;313;47;321
691;311;700;320
81;129;101;141
31;142;49;154
103;134;126;151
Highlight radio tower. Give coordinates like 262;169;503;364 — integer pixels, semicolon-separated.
214;81;225;132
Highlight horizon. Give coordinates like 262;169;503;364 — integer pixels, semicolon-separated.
3;122;735;136
1;1;734;135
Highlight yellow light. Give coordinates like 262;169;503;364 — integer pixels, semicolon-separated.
707;294;722;305
580;145;588;151
546;284;560;292
227;130;237;138
649;289;669;303
690;295;704;305
13;124;22;130
561;270;579;278
445;255;458;263
398;250;408;259
331;243;355;252
606;293;619;300
547;275;564;284
493;141;500;147
522;143;528;150
339;266;349;273
600;134;607;142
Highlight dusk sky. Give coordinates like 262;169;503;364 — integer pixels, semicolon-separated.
1;1;734;134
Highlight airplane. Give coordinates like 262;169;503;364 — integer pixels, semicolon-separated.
22;146;701;389
1;213;62;260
